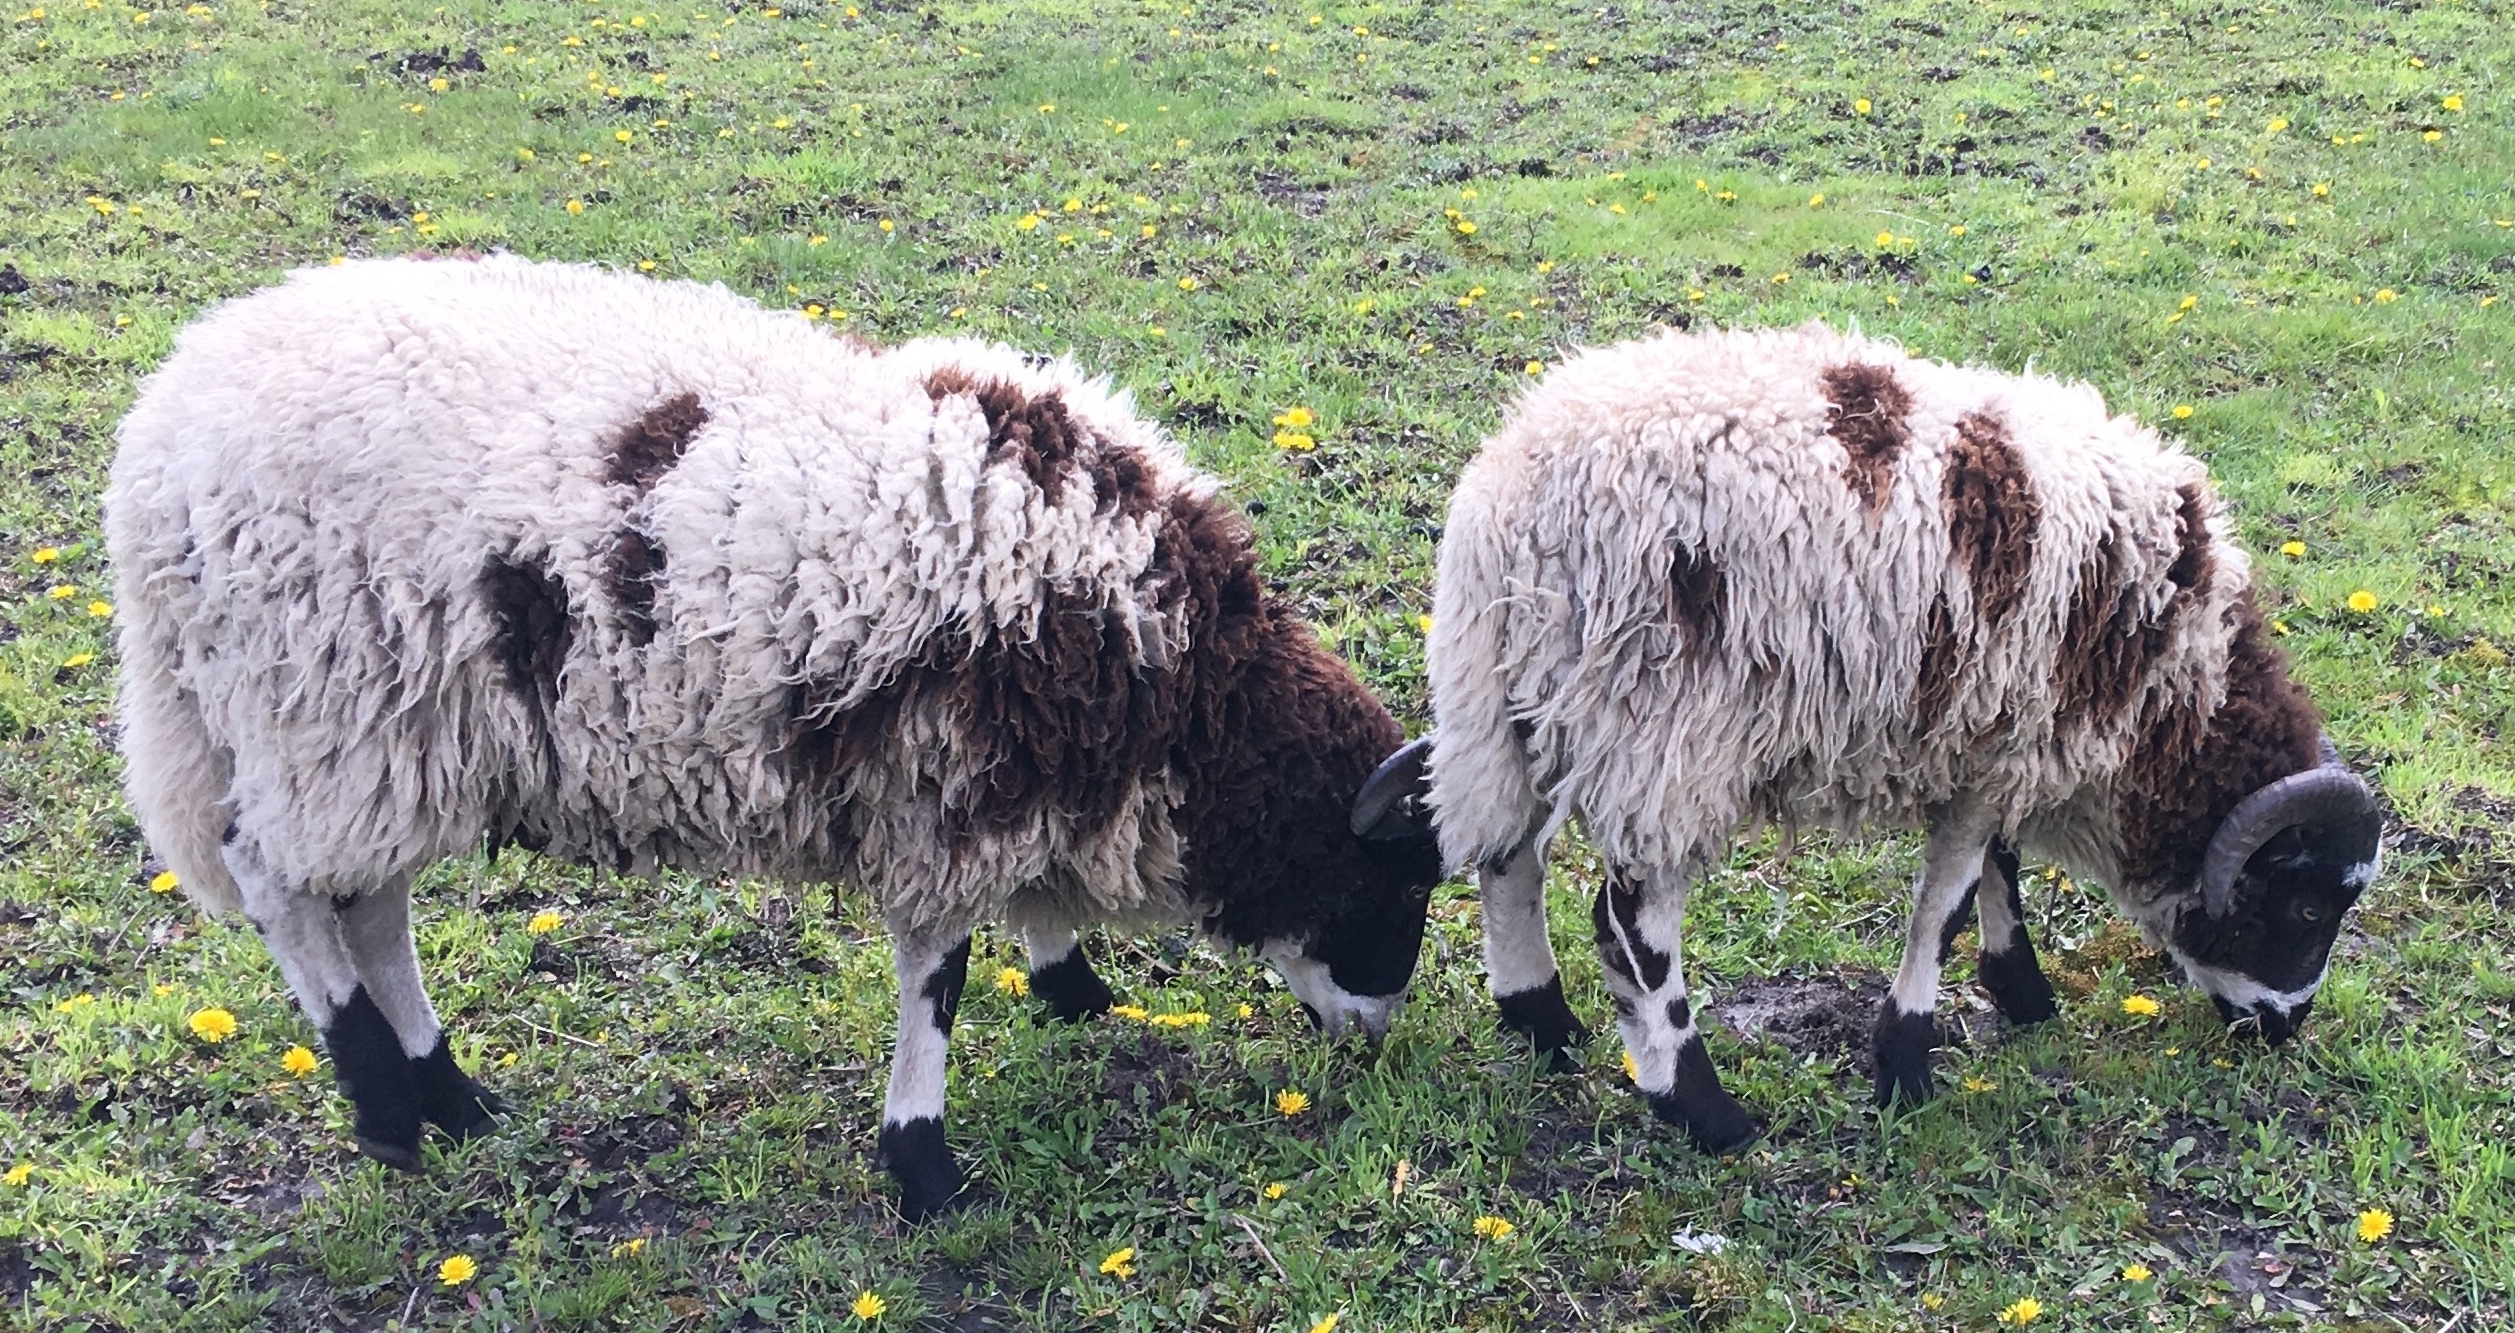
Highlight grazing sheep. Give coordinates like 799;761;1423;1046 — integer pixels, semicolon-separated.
1378;321;2381;1150
107;255;1440;1219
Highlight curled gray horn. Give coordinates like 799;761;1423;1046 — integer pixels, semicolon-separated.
1351;735;1435;840
2196;737;2379;916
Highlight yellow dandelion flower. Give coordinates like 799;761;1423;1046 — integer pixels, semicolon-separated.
1140;224;1157;238
2;1163;30;1187
1770;271;1791;285
1148;1011;1210;1028
879;219;895;233
1273;406;1315;429
1098;1246;1137;1278
1473;1215;1515;1240
87;600;113;618
1875;230;1896;247
438;1254;477;1286
527;910;564;935
2423;129;2442;142
852;1290;886;1319
2172;404;2194;419
565;198;585;215
62;652;94;669
30;547;58;564
55;993;95;1012
2123;1262;2154;1282
1524;360;1545;375
1177;276;1198;291
1920;1293;1944;1310
1274;431;1316;452
610;1237;647;1258
188;1007;239;1042
47;584;74;600
2443;94;2464;112
1110;1003;1148;1020
1621;1050;1639;1081
282;1044;318;1076
2347;589;2379;613
1854;97;1871;115
1235;1002;1253;1018
2357;1207;2393;1243
2280;540;2306;558
1015;214;1041;231
1962;1076;1996;1093
994;967;1029;996
1274;1089;1311;1116
1996;1296;2043;1325
1308;1315;1342;1333
148;870;180;893
2375;288;2399;304
1807;193;1824;208
1263;1181;1288;1199
1456;219;1477;235
2120;994;2161;1017
1414;614;1434;634
2312;182;2331;197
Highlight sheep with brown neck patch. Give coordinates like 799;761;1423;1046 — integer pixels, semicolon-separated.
1378;321;2382;1151
106;255;1439;1221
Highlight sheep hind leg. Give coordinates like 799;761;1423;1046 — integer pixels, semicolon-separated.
1973;840;2060;1025
1482;839;1589;1071
1594;863;1756;1153
1873;811;1999;1108
335;882;506;1141
225;844;426;1171
1023;924;1115;1022
878;931;971;1222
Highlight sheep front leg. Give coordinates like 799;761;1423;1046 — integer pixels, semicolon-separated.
1974;840;2060;1025
335;883;506;1140
1594;865;1757;1153
1482;840;1590;1070
878;932;971;1221
1874;812;1999;1107
1023;924;1115;1022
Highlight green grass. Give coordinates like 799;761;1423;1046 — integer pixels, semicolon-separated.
5;0;2513;1328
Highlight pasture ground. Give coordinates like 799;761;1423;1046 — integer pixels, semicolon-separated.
4;0;2513;1328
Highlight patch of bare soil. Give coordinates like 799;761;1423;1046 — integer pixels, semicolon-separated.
1709;973;1888;1063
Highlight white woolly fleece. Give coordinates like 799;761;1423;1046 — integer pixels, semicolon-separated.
108;256;1204;936
1425;321;2250;904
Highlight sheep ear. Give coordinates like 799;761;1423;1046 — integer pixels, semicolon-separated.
1351;736;1435;842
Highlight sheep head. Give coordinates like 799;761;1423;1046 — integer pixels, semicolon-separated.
2162;741;2383;1045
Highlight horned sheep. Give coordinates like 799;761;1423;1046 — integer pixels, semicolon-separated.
1371;321;2384;1151
107;255;1441;1219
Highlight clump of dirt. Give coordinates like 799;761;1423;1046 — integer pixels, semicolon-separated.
1709;973;1887;1060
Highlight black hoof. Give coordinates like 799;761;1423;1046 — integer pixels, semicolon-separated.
1495;977;1592;1073
1652;1089;1761;1154
414;1036;507;1139
1978;950;2060;1026
1029;950;1115;1024
355;1134;426;1173
878;1117;964;1223
1871;1007;1939;1108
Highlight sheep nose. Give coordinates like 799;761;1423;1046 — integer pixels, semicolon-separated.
2255;997;2312;1046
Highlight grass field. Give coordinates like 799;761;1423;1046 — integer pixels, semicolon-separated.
5;0;2514;1328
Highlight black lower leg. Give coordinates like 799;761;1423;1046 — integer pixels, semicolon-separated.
1494;976;1591;1073
1029;939;1114;1023
1650;1027;1759;1154
325;986;424;1170
878;1117;962;1222
1977;841;2059;1025
412;1034;508;1139
1871;1005;1939;1107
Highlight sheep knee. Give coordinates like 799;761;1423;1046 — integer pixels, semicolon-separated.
1482;842;1588;1069
1023;926;1114;1023
1593;865;1757;1153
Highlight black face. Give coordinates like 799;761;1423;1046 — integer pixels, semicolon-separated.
2173;821;2377;1044
1310;833;1440;999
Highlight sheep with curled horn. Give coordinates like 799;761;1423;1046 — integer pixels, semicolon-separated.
107;255;1442;1220
1354;321;2383;1150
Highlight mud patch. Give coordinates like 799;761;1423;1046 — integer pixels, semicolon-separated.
1708;973;1887;1061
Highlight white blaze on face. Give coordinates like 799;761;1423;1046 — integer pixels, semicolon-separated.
2169;949;2328;1019
1263;941;1400;1039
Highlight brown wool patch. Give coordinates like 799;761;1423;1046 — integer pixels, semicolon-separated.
2166;483;2215;595
1912;593;1963;732
2052;536;2176;729
2115;591;2323;888
924;373;1160;517
481;555;572;772
1941;409;2042;626
1669;542;1727;650
603;392;709;491
605;527;668;647
1820;361;1915;514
